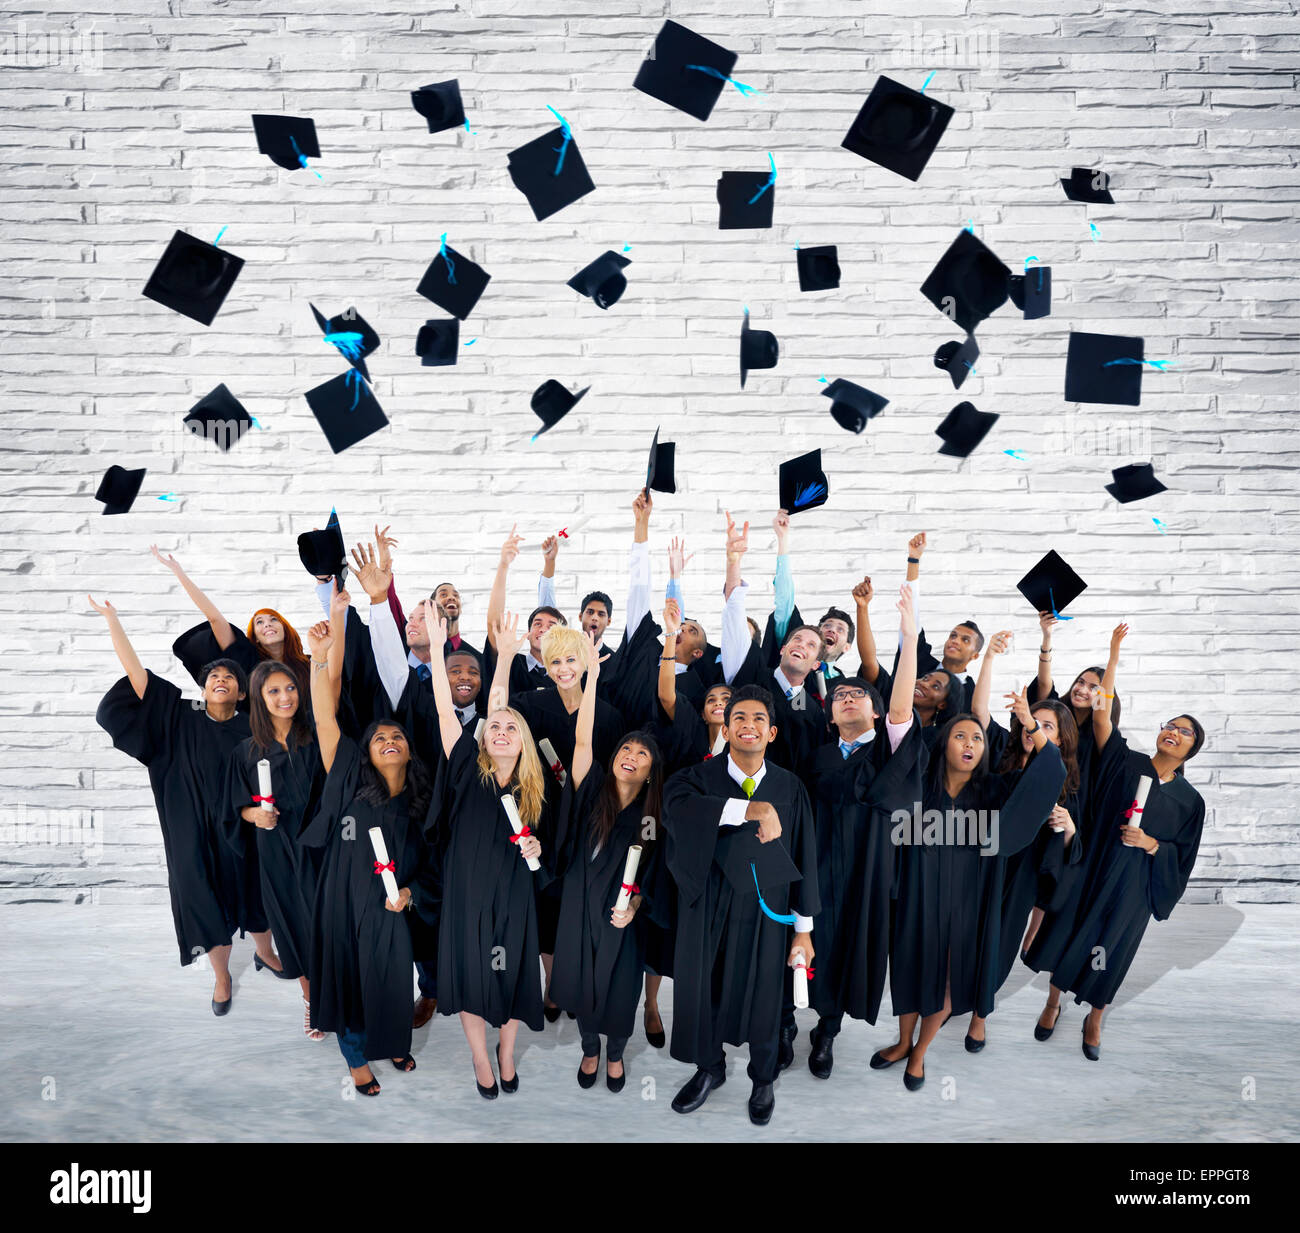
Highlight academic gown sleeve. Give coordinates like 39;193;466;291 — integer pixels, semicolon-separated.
299;736;362;849
554;772;605;882
786;776;821;922
661;764;729;909
1149;784;1204;921
598;610;663;728
95;670;184;764
986;741;1066;858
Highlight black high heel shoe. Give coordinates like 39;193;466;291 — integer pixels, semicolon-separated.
606;1061;626;1093
964;1032;985;1053
353;1070;381;1097
476;1066;499;1100
1081;1022;1101;1061
544;1004;561;1024
391;1054;417;1072
211;996;231;1017
1034;1004;1062;1042
254;953;293;980
496;1043;518;1094
577;1045;600;1089
644;1007;666;1049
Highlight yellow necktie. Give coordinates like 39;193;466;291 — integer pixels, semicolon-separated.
742;776;756;799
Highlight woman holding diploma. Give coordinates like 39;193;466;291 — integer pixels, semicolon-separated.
301;621;437;1096
424;609;549;1099
550;634;665;1092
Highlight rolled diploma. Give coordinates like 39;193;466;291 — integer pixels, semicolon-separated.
792;947;810;1009
368;827;400;905
501;794;541;872
710;728;727;758
538;737;568;787
256;759;275;812
473;718;485;742
613;845;643;913
1128;775;1153;831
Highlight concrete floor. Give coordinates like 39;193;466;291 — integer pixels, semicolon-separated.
4;903;1297;1142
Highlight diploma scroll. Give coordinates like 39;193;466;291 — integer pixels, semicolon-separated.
614;845;643;913
256;759;274;811
792;947;810;1010
538;737;568;787
1127;775;1153;831
709;728;727;758
367;827;401;905
501;794;541;872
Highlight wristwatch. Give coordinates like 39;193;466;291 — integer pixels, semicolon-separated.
1026;719;1041;734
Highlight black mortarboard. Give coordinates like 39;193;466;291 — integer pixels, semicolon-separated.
507;124;595;221
531;380;589;439
934;335;980;390
297;509;347;580
411;80;465;133
417;243;490;320
251;114;319;171
95;464;145;515
841;75;954;182
715;822;802;900
920;230;1011;334
1105;462;1167;505
183;384;253;452
142;230;244;327
310;303;380;381
1008;265;1052;320
717;168;775;229
1064;331;1144;406
645;427;676;494
779;450;829;515
934;401;999;458
304;372;389;454
416;318;459;367
1060;167;1114;204
633;20;738;122
796;245;840;292
568;250;631;309
1017;550;1087;616
822;379;888;434
739;309;779;389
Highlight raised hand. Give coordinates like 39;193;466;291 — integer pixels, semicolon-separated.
667;536;694;578
1110;622;1130;655
633;490;652;524
724;510;750;563
424;600;448;652
1006;685;1033;728
492;610;527;659
988;629;1013;657
88;594;117;618
773;509;791;553
662;596;682;637
541;534;559;568
584;629;603;682
499;524;524;568
897;582;916;639
329;578;351;622
907;531;927;560
306;620;333;660
374;524;398;574
149;545;182;574
1038;611;1057;639
350;540;392;603
852;576;874;609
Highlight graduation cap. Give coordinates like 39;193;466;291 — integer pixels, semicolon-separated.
411;80;465;133
934;401;999;458
779;450;829;515
1060;167;1114;204
1064;331;1145;406
182;384;253;452
822;378;888;434
568;250;631;309
1105;462;1167;505
1016;550;1087;617
531;380;588;439
633;20;738;121
645;427;676;495
304;372;389;454
1008;265;1052;320
506;119;595;221
297;509;348;580
94;464;145;515
416;318;459;367
310;303;380;381
717;165;775;229
142;230;244;327
715;823;802;901
251;114;319;171
841;75;954;182
796;245;840;293
740;309;779;388
920;231;1012;334
934;335;980;390
416;243;490;320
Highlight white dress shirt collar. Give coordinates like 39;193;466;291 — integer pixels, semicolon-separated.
726;754;766;793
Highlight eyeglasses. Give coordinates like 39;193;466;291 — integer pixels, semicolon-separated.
1161;721;1195;739
832;688;868;701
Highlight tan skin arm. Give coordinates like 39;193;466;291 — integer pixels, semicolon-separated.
150;546;236;652
88;596;148;700
307;621;340;774
569;634;603;789
486;525;523;652
1036;611;1056;700
1093;622;1128;750
658;598;682;720
971;630;1011;729
889;584;918;724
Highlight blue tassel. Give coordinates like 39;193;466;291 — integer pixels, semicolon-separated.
547;105;572;176
288;136;323;180
439;232;457;286
751;863;797;925
747;152;777;205
1103;358;1176;370
213;226;227;247
793;480;826;509
323;331;365;363
920;71;936;94
684;64;765;98
1048;587;1073;623
344;368;366;412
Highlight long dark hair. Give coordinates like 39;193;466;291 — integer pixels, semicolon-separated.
356;719;432;821
924;712;990;798
1170;714;1206;776
996;699;1081;802
1070;666;1121;727
247;661;313;753
589;730;663;858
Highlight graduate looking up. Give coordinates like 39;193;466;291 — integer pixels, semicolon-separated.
485;524;566;694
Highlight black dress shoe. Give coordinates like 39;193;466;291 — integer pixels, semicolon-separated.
606;1064;626;1093
1081;1023;1101;1061
477;1077;499;1100
254;953;293;980
964;1033;986;1053
577;1054;600;1089
869;1047;908;1070
808;1028;834;1079
748;1081;775;1126
496;1044;518;1093
903;1061;925;1091
1034;1004;1061;1042
777;1024;797;1071
543;1004;561;1023
671;1068;723;1114
643;1009;666;1049
211;996;231;1017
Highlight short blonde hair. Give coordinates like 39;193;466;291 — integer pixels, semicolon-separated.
540;624;589;666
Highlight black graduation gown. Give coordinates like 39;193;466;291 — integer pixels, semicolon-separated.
299;737;439;1057
889;741;1065;1018
1025;733;1204;1007
663;756;820;1065
808;717;925;1026
96;671;257;962
428;727;552;1029
597;611;664;730
727;640;830;778
549;773;666;1037
224;733;323;979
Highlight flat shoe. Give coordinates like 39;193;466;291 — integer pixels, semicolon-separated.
543;1004;561;1024
869;1047;909;1070
606;1065;626;1093
964;1033;986;1053
1081;1023;1101;1061
255;953;293;980
211;997;231;1017
1034;1004;1062;1042
903;1061;925;1091
577;1051;600;1090
644;1009;666;1049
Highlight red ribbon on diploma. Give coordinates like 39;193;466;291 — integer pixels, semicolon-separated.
509;826;533;844
557;527;569;539
797;965;815;980
1124;803;1144;820
621;882;640;895
373;859;396;875
252;794;275;805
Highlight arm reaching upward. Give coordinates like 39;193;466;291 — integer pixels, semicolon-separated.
426;606;463;759
1094;622;1128;749
570;633;603;789
89;596;148;700
307;621;340;772
151;546;235;652
971;629;1011;729
486;525;524;651
658;598;682;720
888;583;918;725
1036;611;1056;700
487;611;528;713
852;576;879;684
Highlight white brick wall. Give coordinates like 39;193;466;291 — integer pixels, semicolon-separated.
3;1;1298;906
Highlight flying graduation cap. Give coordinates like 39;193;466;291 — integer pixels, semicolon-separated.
717;161;776;229
411;80;465;133
182;384;253;452
841;75;954;182
796;245;840;292
310;304;380;381
297;508;348;581
633;20;739;122
251;114;320;171
740;309;779;388
531;380;589;439
416;318;459;366
1064;331;1145;406
779;450;829;515
1060;167;1114;204
304;372;389;454
1105;462;1167;504
822;378;888;434
1008;265;1052;319
568;250;631;309
417;242;490;320
507;111;596;221
1016;550;1087;618
920;230;1012;335
142;230;244;327
934;336;980;390
94;464;146;515
934;401;999;457
644;427;676;495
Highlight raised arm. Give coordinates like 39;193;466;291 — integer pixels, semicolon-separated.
772;509;794;642
538;533;559;611
889;583;918;724
719;511;751;685
1036;611;1057;699
852;576;879;684
486;525;524;651
487;611;528;714
971;629;1011;728
1007;685;1047;755
326;580;348;708
666;535;692;613
353;537;407;709
1093;622;1128;749
570;634;603;789
900;532;924;651
658;597;682;720
88;596;148;699
623;491;653;634
150;546;235;651
307;620;340;772
426;606;463;759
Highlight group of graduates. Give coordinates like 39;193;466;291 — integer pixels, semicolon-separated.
92;494;1207;1125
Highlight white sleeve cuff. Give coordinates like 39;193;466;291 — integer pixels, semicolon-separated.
719;798;749;828
793;914;814;934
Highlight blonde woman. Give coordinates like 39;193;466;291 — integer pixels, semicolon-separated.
426;607;549;1099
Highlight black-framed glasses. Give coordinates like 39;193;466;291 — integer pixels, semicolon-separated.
832;688;868;701
1161;721;1195;739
